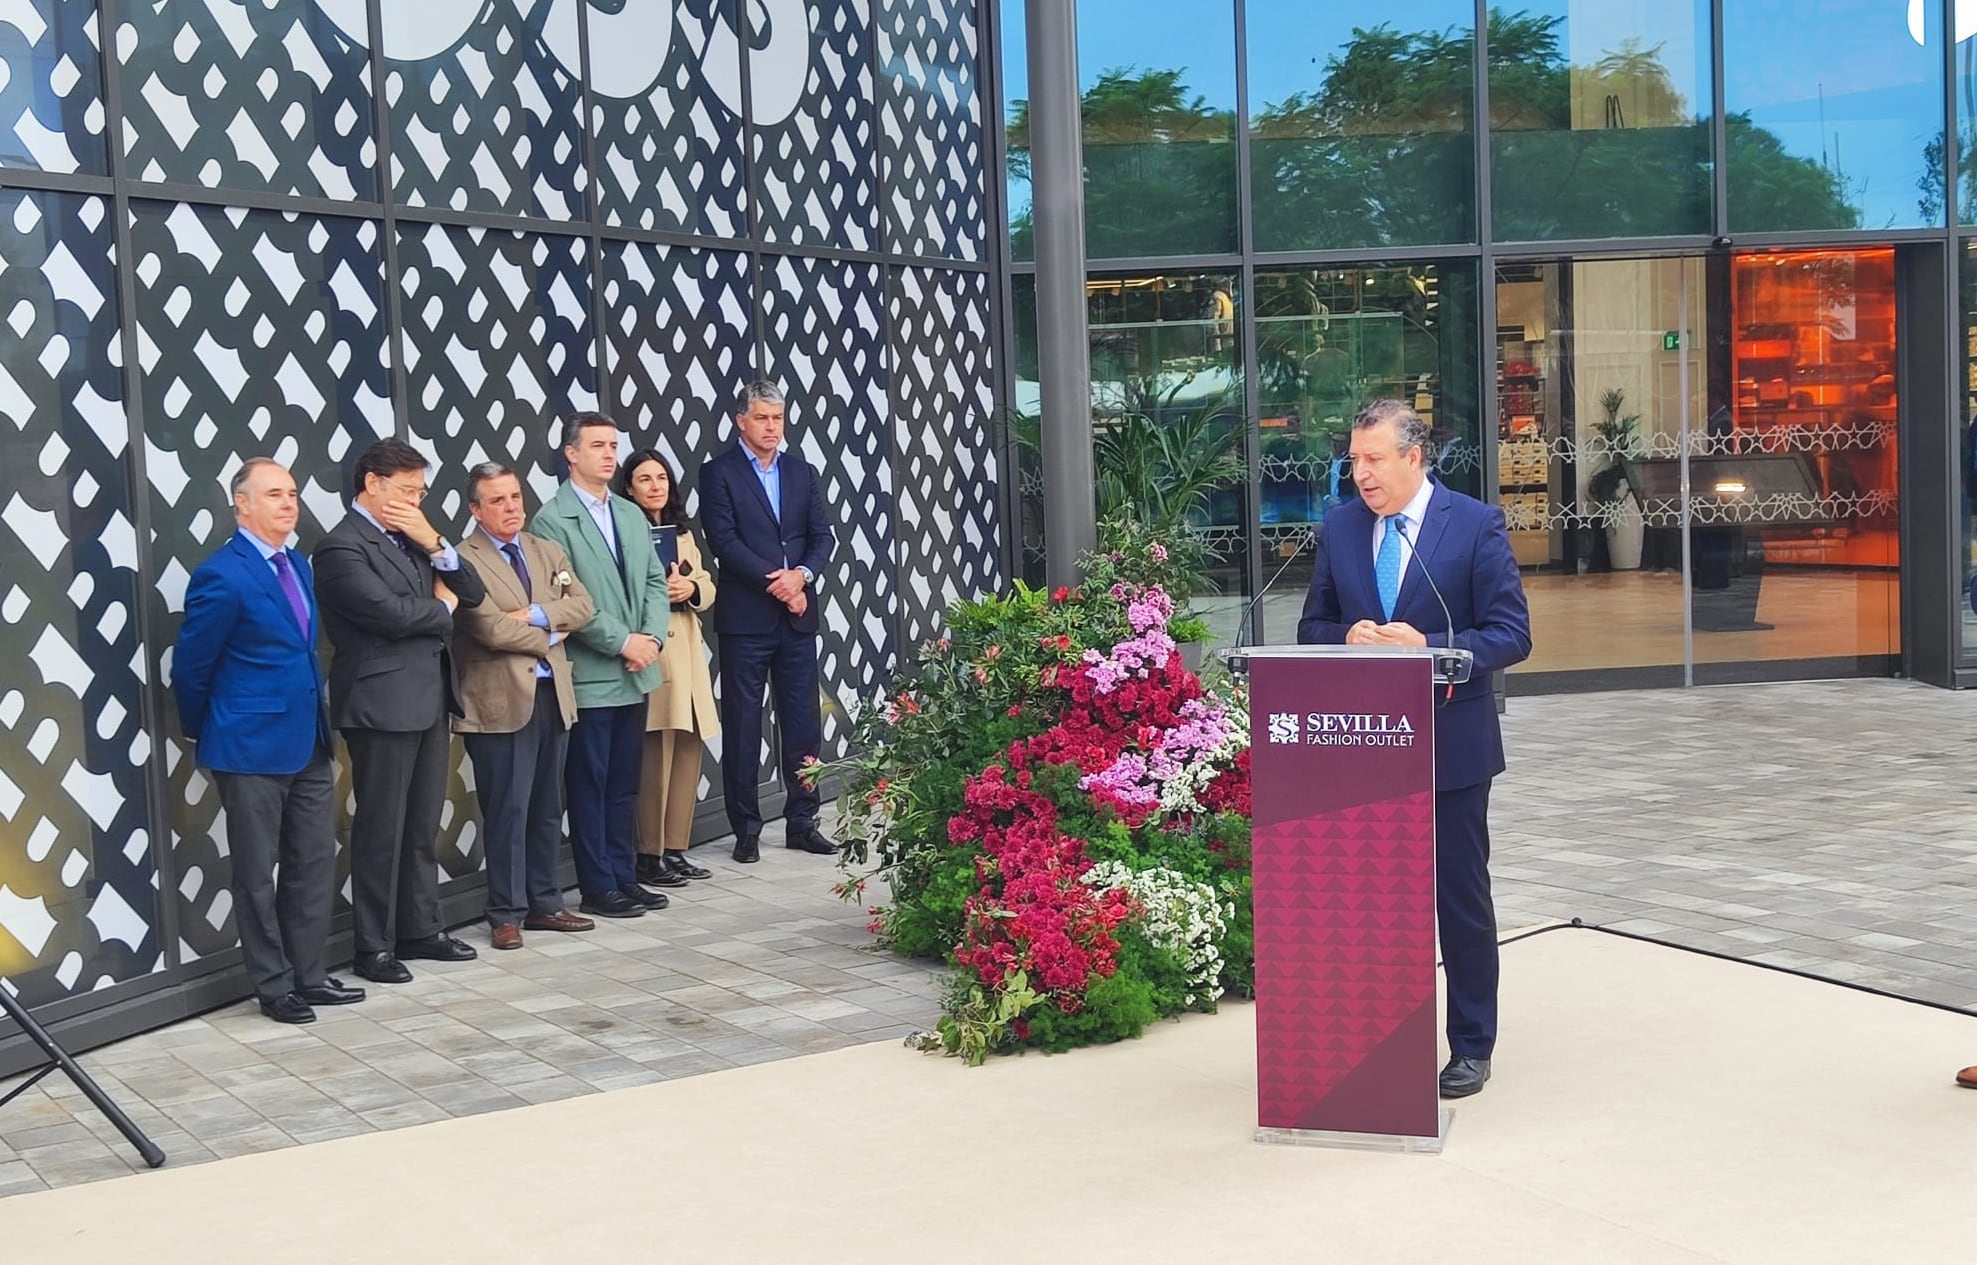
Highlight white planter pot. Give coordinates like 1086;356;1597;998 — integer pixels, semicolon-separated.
1606;496;1645;571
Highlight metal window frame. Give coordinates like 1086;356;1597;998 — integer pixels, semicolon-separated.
991;0;1971;686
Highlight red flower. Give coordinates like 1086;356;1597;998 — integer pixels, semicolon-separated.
1052;586;1070;603
984;644;1002;661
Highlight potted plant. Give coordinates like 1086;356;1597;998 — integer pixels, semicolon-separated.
1586;387;1645;571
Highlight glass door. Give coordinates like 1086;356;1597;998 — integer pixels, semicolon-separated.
1496;256;1704;686
1496;249;1902;691
1690;249;1901;682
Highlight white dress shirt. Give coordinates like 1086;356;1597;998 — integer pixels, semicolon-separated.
1370;477;1436;588
573;484;620;563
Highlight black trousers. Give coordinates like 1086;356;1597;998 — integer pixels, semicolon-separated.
342;718;450;954
718;623;822;839
463;681;570;925
1436;780;1499;1059
214;747;337;1001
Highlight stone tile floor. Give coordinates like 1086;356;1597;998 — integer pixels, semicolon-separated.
5;677;1977;1196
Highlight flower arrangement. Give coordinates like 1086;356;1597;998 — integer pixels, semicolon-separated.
818;518;1253;1062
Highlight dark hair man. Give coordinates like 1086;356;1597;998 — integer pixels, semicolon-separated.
1297;400;1532;1100
312;437;487;984
529;413;675;919
697;381;838;863
452;462;599;948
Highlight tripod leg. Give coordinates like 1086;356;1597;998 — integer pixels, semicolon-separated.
0;987;166;1169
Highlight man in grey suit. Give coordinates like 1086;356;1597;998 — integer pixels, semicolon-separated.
453;462;598;949
312;438;487;985
172;459;364;1024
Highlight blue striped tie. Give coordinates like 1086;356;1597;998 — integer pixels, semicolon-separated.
1375;515;1405;620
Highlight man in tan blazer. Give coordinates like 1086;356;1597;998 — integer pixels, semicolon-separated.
454;461;598;948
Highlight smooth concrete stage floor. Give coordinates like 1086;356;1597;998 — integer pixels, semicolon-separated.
11;929;1973;1265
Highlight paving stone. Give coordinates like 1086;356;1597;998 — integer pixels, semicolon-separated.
9;679;1976;1199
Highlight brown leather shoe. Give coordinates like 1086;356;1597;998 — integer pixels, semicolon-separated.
489;923;523;951
523;910;595;933
1957;1065;1977;1089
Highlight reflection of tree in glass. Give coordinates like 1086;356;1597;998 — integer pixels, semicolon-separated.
1002;8;1865;249
1007;67;1237;260
1249;19;1476;250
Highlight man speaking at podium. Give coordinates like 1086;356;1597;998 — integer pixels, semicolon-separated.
1296;400;1532;1100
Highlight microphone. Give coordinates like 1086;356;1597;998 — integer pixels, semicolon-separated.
1234;528;1317;649
1391;517;1473;697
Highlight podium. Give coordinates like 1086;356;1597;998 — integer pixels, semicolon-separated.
1224;644;1467;1153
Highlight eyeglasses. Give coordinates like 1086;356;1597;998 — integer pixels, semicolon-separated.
380;478;428;501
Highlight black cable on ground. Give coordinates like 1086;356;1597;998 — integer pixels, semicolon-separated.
1495;917;1977;1020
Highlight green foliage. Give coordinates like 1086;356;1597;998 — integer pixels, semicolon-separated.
817;523;1255;1063
1008;67;1238;259
1020;934;1176;1053
1586;387;1641;508
1091;382;1245;537
937;969;1040;1067
1206;814;1255;997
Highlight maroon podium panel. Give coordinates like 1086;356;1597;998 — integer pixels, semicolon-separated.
1249;653;1438;1138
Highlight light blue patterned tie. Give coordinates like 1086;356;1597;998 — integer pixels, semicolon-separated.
1375;515;1405;620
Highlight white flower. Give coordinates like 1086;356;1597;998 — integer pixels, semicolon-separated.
1083;862;1231;1006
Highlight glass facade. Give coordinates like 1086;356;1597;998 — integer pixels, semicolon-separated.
1002;0;1968;690
1488;1;1713;241
1723;0;1946;231
1247;3;1477;251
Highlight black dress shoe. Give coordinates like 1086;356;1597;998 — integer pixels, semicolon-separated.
579;889;646;918
785;824;837;855
295;977;366;1006
396;933;478;962
352;951;413;984
258;992;317;1025
620;882;670;910
666;851;712;880
1438;1055;1491;1099
635;854;688;888
733;834;761;864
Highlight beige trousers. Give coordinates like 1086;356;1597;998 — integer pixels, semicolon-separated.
637;728;705;855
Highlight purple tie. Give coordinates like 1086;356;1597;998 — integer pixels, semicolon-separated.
271;551;311;640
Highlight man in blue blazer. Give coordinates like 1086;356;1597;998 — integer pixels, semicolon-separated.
172;459;365;1025
1297;400;1532;1099
698;381;837;864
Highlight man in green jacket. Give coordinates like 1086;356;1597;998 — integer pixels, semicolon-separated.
531;412;673;919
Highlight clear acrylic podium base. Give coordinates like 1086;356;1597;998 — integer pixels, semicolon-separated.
1255;1108;1453;1155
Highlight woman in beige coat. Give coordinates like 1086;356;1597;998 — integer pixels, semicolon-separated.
618;450;719;886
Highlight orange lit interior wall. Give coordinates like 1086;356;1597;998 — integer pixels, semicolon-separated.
1729;248;1899;570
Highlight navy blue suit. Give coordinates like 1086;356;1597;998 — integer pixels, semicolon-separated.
173;530;337;1002
698;443;836;838
174;532;331;775
1298;483;1532;1058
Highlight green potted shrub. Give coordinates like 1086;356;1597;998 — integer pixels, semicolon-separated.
1586;387;1644;571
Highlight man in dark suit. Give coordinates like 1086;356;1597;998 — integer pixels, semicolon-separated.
453;461;597;948
698;380;837;864
172;458;365;1024
312;438;487;985
1297;400;1532;1100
